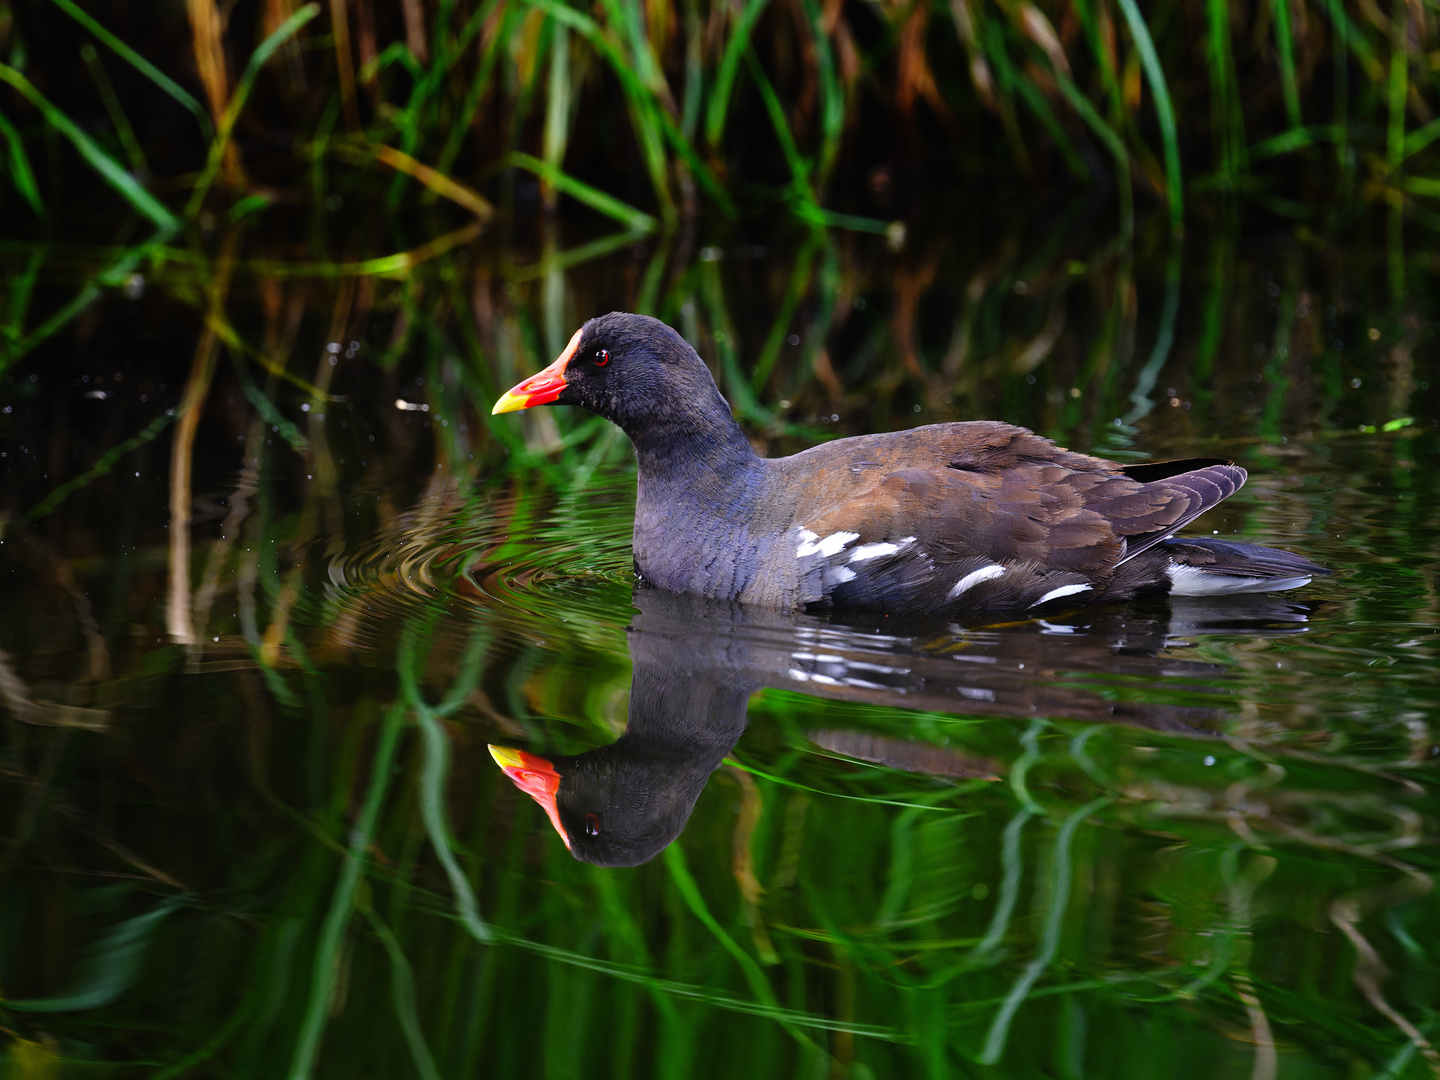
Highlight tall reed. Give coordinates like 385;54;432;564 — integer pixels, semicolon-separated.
0;0;1435;261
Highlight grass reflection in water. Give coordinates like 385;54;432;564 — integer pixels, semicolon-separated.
1;203;1439;1077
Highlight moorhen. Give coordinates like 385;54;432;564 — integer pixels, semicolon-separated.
487;586;1312;864
493;313;1327;619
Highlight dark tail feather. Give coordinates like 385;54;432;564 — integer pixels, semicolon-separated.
1160;537;1331;596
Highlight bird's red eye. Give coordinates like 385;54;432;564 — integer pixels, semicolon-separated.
593;349;610;366
585;813;601;836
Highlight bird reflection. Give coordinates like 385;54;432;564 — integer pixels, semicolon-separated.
491;588;1316;866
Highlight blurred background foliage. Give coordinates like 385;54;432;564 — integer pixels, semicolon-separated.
1;0;1440;1076
1;0;1439;240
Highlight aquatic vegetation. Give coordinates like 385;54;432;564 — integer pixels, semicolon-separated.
1;0;1439;1076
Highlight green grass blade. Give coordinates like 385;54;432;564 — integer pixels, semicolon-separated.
1;231;172;373
1270;0;1302;129
400;627;492;944
1399;176;1440;198
0;106;45;220
511;152;657;232
18;408;177;526
1007;61;1088;182
45;0;212;141
1111;0;1184;232
509;227;648;282
1319;0;1381;81
288;700;408;1080
526;0;732;215
524;0;676;226
1067;0;1123;118
187;3;321;218
5;895;187;1011
0;64;175;228
415;697;493;944
81;42;149;179
744;48;813;198
663;843;816;1051
543;22;572;177
1123;243;1183;424
1051;70;1134;234
979;797;1111;1064
798;0;844;183
600;0;667;99
751;236;819;393
977;20;1085;181
482;925;901;1039
2;246;45;345
435;0;510;179
1386;15;1408;177
358;903;445;1080
969;808;1036;960
680;0;704;141
1204;0;1245;180
635;241;668;316
231;355;310;453
654;105;736;216
804;207;892;234
242;221;482;279
705;0;771;148
1249;124;1343;160
697;269;771;424
1402;117;1440;159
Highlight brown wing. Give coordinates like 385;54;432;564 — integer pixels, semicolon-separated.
792;425;1246;613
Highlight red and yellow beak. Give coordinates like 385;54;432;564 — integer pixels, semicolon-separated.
491;327;583;414
488;744;570;849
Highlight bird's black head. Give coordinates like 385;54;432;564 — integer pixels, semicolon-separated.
552;742;709;867
492;312;735;443
489;740;711;868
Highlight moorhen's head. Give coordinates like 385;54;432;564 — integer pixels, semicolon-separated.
492;312;732;437
488;741;714;867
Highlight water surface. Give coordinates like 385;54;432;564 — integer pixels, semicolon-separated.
2;208;1438;1078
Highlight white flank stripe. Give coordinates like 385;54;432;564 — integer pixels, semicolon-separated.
1167;564;1313;596
947;564;1005;599
826;565;857;585
1032;583;1092;607
797;529;859;559
849;541;899;562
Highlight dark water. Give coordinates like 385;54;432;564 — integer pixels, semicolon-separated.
2;209;1439;1077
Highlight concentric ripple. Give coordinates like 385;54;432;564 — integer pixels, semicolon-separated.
308;472;639;652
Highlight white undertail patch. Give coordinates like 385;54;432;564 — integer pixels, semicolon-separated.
947;564;1005;599
797;529;860;559
1032;583;1093;607
1167;564;1312;596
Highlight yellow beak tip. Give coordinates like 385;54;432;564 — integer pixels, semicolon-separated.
491;392;525;416
488;744;524;769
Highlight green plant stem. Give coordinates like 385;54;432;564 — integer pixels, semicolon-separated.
1111;0;1184;233
80;42;150;178
0;64;175;228
288;701;407;1080
1271;0;1302;129
187;4;321;218
0;106;46;219
706;0;771;148
511;152;657;232
45;0;213;140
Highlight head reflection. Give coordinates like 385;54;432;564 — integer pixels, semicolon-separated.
490;589;1315;866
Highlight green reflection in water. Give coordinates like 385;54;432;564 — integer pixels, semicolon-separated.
1;209;1438;1078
